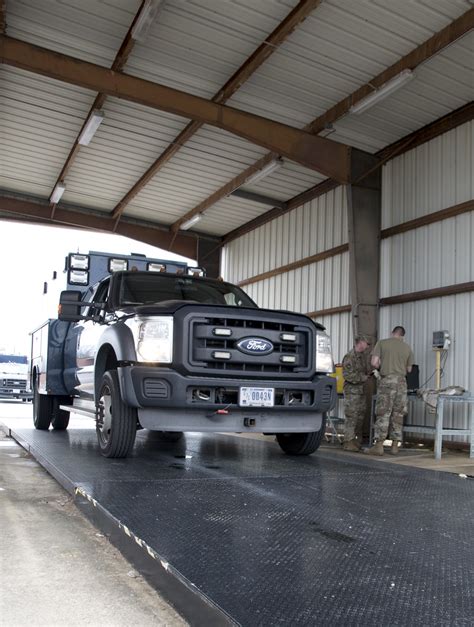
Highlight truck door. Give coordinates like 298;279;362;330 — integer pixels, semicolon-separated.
75;279;111;398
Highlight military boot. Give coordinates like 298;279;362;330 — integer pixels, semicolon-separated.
391;441;399;455
366;441;384;456
343;439;361;452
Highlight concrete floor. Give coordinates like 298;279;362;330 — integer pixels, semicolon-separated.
0;401;186;627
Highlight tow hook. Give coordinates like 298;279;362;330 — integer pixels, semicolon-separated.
243;417;256;427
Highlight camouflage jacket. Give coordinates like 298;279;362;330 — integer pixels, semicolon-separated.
342;348;370;394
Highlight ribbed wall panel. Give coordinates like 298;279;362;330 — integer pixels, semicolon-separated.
382;121;473;228
381;121;474;442
223;185;347;284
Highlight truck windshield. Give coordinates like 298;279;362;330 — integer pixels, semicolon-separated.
117;273;257;308
0;355;27;365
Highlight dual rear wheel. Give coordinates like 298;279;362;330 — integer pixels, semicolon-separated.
32;376;71;431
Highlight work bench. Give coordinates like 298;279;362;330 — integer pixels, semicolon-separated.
402;392;474;460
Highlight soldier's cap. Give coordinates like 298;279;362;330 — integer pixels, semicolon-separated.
354;335;371;344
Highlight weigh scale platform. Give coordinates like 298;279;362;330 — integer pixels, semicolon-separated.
5;423;474;626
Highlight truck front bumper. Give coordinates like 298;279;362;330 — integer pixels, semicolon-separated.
0;388;32;400
118;366;336;433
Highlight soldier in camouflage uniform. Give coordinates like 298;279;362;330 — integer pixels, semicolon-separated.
367;326;414;456
342;336;371;451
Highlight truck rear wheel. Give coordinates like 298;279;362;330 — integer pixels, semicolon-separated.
276;416;326;456
51;397;72;431
33;377;53;430
96;370;137;458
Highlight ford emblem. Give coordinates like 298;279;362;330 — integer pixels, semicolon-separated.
236;337;274;355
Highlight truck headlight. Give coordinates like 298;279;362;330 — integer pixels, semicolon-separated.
316;331;334;373
130;316;173;363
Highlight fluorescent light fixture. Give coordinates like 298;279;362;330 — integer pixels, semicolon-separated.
350;70;414;115
244;158;284;186
131;0;163;42
50;183;66;204
78;110;104;145
180;214;202;231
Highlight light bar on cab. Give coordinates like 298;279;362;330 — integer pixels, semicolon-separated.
68;269;89;285
147;262;166;272
69;253;90;270
108;258;129;273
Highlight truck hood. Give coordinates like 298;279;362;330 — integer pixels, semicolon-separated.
119;301;325;330
0;363;28;376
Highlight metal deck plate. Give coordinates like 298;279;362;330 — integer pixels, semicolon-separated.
9;427;474;626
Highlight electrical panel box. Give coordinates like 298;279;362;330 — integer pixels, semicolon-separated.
432;330;450;350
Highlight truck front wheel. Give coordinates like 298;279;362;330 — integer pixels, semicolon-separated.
276;416;326;456
33;377;53;430
96;370;137;458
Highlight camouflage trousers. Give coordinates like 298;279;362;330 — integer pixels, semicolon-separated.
344;391;366;441
374;375;407;442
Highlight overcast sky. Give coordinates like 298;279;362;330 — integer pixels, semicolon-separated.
0;221;194;355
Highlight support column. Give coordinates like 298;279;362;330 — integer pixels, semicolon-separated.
196;238;221;279
346;149;382;343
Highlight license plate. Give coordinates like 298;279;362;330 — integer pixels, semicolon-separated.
13;389;20;394
239;387;274;407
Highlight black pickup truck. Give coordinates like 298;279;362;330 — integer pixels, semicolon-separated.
31;252;336;458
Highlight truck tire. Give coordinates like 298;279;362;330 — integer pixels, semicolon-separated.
96;370;137;458
276;416;326;456
33;377;53;430
51;396;72;431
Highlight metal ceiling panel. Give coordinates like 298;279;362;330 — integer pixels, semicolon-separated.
226;0;470;128
125;0;298;98
0;65;96;197
5;0;140;65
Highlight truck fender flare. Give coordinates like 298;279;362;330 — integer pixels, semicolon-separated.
94;324;136;401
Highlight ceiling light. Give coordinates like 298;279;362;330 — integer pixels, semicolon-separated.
50;183;66;204
349;70;414;115
131;0;163;42
78;110;104;145
180;214;202;230
244;158;284;186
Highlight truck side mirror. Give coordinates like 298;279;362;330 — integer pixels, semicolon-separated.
58;290;83;322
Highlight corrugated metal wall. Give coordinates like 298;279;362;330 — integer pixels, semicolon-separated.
222;185;352;362
380;120;474;439
223;120;473;442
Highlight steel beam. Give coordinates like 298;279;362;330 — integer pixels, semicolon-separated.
230;189;287;209
0;35;352;184
0;194;220;259
111;0;322;221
